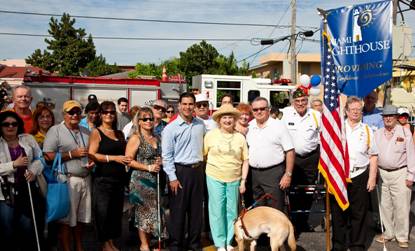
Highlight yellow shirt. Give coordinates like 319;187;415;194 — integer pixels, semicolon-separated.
33;131;45;147
204;128;248;182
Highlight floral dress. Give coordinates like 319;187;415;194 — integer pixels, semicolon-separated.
129;135;167;238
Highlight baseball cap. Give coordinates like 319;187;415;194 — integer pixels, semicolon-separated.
398;107;410;116
63;100;82;112
195;93;208;103
88;94;98;103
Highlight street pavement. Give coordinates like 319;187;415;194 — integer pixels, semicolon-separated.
76;195;415;251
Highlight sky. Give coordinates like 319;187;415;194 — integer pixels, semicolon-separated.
0;0;414;66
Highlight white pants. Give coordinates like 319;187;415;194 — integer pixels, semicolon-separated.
379;168;412;242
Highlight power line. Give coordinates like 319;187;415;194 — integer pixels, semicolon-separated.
0;32;253;41
0;10;317;29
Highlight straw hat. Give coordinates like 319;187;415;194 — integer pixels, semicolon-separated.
212;104;241;122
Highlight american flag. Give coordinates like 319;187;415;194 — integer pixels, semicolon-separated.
318;32;349;210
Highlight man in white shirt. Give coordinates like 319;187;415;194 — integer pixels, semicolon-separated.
246;97;295;211
281;88;321;232
331;96;378;251
195;93;217;131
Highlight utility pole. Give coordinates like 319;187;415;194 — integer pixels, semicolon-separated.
384;0;398;105
290;0;297;84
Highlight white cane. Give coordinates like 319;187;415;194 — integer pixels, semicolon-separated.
157;172;162;250
375;185;388;251
26;171;41;251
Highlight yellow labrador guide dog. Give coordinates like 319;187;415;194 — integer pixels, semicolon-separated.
234;206;296;251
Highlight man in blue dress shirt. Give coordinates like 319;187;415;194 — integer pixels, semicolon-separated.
362;90;384;131
162;92;206;251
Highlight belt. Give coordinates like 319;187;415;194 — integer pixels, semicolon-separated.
67;173;90;178
295;147;319;158
175;162;203;168
378;165;407;172
251;162;284;171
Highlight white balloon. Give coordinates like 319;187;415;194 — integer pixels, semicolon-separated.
309;86;321;96
299;74;310;88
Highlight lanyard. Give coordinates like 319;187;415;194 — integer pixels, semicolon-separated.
65;124;86;147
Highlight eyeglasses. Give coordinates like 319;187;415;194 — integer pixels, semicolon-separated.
196;102;209;108
66;110;82;116
166;110;174;114
153;105;167;113
101;110;116;115
252;107;268;112
139;117;154;122
1;122;18;128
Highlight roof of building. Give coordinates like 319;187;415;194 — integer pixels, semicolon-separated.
0;65;45;79
259;52;321;64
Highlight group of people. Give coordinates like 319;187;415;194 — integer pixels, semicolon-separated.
0;84;414;251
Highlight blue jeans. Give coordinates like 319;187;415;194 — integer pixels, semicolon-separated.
0;194;44;251
206;175;240;248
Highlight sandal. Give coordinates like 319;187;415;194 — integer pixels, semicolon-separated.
375;235;395;244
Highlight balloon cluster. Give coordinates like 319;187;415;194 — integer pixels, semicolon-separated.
299;74;322;96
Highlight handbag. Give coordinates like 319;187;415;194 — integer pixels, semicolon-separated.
45;152;70;223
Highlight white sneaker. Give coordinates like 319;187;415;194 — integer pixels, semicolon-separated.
227;245;235;251
217;247;226;251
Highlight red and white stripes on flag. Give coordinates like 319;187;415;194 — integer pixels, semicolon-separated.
318;32;350;210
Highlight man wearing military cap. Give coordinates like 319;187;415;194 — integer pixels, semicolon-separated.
281;87;321;233
374;105;415;248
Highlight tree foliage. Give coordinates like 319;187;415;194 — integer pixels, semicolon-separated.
83;55;119;77
128;41;249;82
26;13;119;76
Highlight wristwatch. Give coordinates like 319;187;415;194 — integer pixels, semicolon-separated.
285;171;292;177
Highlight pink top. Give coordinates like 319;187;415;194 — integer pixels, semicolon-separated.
374;124;415;181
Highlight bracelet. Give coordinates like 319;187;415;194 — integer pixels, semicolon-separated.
68;151;72;159
106;155;109;163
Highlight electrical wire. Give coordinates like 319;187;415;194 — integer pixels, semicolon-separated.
0;32;253;41
0;10;317;29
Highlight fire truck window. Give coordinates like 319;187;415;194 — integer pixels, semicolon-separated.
248;90;260;104
217;81;241;88
216;81;241;107
270;91;290;109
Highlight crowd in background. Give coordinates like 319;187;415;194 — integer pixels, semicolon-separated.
0;84;414;251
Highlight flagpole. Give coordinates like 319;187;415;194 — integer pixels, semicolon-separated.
317;7;331;251
325;182;330;251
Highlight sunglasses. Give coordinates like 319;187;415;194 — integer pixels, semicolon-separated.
252;107;268;112
153;105;167;113
196;102;209;108
139;117;154;122
1;122;18;128
166;110;174;114
66;110;82;116
101;110;116;115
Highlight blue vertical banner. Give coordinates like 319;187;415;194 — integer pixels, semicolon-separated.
320;0;392;97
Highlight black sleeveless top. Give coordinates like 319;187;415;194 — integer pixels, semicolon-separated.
95;128;127;179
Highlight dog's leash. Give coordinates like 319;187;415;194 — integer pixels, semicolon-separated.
238;193;278;239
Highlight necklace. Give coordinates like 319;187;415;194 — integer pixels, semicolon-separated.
101;126;114;131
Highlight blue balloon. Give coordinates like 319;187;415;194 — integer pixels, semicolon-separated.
310;75;321;87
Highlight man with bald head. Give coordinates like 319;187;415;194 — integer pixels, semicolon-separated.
12;85;33;133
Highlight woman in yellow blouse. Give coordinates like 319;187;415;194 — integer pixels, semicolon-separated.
204;104;249;251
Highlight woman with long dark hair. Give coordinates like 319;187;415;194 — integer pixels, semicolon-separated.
88;101;131;251
0;111;45;250
126;107;167;251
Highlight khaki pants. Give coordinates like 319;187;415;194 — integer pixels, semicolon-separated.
379;168;412;242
